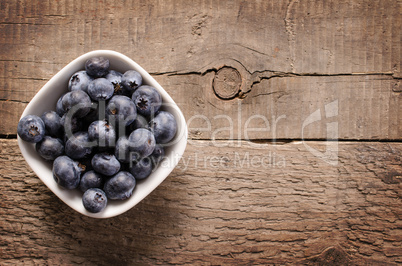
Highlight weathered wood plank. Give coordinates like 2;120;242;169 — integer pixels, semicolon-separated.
165;73;401;141
1;139;401;264
1;68;401;140
0;0;400;138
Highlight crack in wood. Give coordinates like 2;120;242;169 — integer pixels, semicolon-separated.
0;99;29;104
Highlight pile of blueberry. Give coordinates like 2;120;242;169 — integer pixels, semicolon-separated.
17;57;177;213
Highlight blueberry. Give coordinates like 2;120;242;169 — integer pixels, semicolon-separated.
79;170;104;192
36;136;64;161
52;155;81;189
85;57;110;78
41;111;62;137
61;113;83;136
129;157;153;180
149;144;165;166
65;131;94;159
127;114;149;134
132;85;162;117
128;128;156;160
149;111;177;144
56;93;67;117
88;120;116;147
87;78;114;101
61;90;92;118
68;70;93;93
105;70;124;95
121;70;142;95
104;171;136;200
91;153;120;176
82;188;107;213
115;136;132;163
17;115;45;143
106;95;137;127
82;101;104;126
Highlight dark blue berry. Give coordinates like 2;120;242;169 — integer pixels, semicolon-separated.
41;111;62;137
85;57;110;78
36;136;64;161
91;153;120;176
56;93;67;117
115;136;132;163
150;111;177;144
128;128;156;160
129;157;153;180
82;188;107;213
105;70;124;95
88;78;114;101
106;95;137;127
121;70;142;95
61;90;92;118
52;155;81;189
104;171;136;200
132;85;162;117
65;131;94;159
79;170;104;192
68;70;93;93
17;115;45;143
88;120;116;147
149;144;165;166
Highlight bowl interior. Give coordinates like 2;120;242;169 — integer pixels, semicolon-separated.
18;50;188;218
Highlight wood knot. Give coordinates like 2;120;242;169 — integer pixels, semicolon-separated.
213;67;242;100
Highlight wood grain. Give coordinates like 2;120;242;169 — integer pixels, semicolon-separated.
0;0;400;139
1;139;401;265
1;0;401;264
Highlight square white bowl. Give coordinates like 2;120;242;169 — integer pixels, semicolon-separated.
18;50;188;218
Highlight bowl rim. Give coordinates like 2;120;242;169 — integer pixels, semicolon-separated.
18;50;188;218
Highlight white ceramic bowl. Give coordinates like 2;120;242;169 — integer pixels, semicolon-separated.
18;50;188;218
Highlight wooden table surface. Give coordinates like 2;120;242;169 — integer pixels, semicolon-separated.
1;0;401;265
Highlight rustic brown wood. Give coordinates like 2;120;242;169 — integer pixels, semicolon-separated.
0;0;400;139
1;139;401;265
1;0;401;264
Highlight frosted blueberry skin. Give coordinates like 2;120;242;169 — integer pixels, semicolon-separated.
52;155;81;189
149;144;165;166
150;111;177;144
114;136;132;163
132;85;162;118
104;171;136;200
56;93;67;117
17;115;45;143
91;153;121;176
121;70;142;95
106;95;137;127
65;131;94;160
82;188;107;213
87;78;114;101
61;90;92;118
129;157;153;180
105;70;124;95
79;170;104;193
41;111;62;137
35;136;64;161
68;70;93;93
128;128;156;160
85;57;110;78
88;120;116;148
